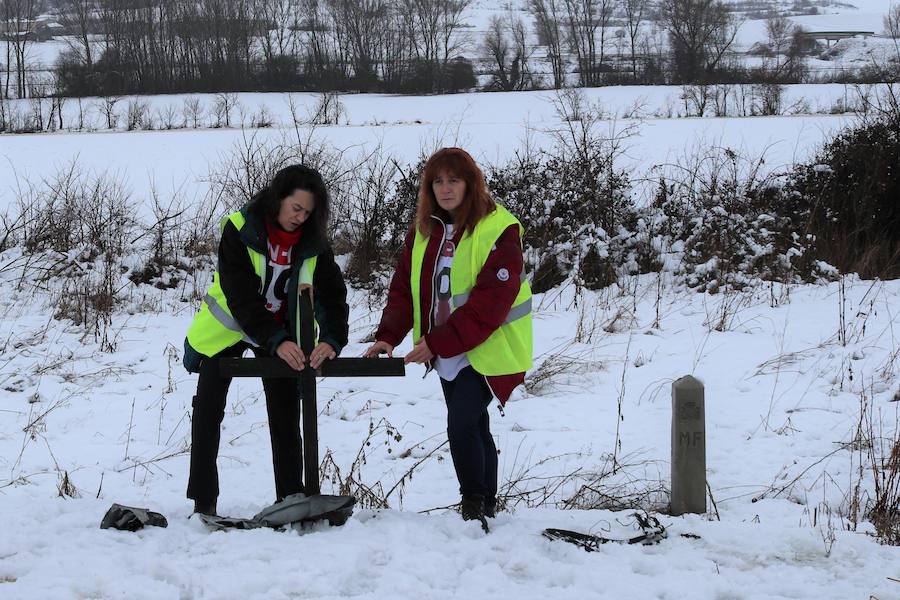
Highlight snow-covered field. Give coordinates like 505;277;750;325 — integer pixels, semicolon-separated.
0;85;877;217
2;80;900;598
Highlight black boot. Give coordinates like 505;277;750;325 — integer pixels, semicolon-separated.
484;496;497;519
193;499;217;516
460;494;489;532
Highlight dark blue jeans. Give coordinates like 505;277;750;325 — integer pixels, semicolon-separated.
440;366;497;503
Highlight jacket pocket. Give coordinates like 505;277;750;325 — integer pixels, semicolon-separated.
183;338;203;374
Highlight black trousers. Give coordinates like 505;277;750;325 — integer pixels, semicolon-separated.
187;342;303;504
440;366;497;503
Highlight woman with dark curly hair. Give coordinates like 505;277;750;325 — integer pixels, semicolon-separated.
184;164;349;517
364;148;532;529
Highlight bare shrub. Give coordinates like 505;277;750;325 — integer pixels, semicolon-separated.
884;3;900;64
74;98;88;131
96;96;121;129
524;340;604;395
212;93;239;128
156;103;181;130
865;409;900;544
487;90;636;293
483;12;536;91
867;439;900;545
308;91;345;126
752;82;785;115
27;96;48;132
10;162;135;350
204;129;373;249
342;150;421;289
250;105;274;128
653;145;824;291
788;90;900;278
0;201;30;254
681;84;712;116
56;470;81;499
47;96;66;132
128;182;196;289
126;97;151;130
318;416;424;509
711;83;733;116
0;96;9;132
18;161;134;256
499;447;667;512
206;130;347;215
182;97;205;129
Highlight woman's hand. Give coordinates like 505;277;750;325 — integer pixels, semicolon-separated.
404;338;434;365
363;340;394;358
309;342;336;369
276;341;306;371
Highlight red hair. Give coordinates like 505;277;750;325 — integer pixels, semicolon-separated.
415;147;495;237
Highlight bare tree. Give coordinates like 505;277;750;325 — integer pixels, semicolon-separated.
766;15;791;56
595;0;613;74
97;95;120;129
58;0;98;69
559;0;613;86
529;0;565;88
255;0;302;62
79;0;260;95
660;0;739;83
562;0;599;86
298;0;340;84
886;2;900;37
484;12;534;91
483;15;511;89
762;15;805;81
509;11;535;89
400;0;470;65
2;0;38;98
212;92;239;128
327;0;391;89
437;0;471;67
623;0;648;80
395;0;471;91
182;96;204;128
885;2;900;63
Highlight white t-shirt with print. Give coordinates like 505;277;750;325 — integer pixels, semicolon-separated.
432;223;470;381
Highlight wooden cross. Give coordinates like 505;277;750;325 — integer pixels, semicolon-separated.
219;288;404;495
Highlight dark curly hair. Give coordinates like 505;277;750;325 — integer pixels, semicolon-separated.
255;164;330;240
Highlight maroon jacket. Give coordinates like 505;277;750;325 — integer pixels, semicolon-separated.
374;216;526;404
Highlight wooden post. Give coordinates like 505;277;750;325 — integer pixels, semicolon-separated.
671;375;706;516
298;287;319;495
219;287;404;498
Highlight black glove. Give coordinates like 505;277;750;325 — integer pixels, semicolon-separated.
100;504;168;531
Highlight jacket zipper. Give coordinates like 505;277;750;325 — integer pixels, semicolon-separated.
421;215;446;377
425;215;445;336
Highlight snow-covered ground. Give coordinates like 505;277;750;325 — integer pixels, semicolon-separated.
1;78;900;598
1;265;899;598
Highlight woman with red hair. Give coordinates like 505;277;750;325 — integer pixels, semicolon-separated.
364;148;533;529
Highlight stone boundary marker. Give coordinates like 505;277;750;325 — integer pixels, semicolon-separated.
671;375;706;515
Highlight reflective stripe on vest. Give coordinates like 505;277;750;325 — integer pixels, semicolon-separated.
294;259;318;344
186;210;317;358
411;204;533;376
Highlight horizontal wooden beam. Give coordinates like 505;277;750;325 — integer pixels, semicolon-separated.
219;357;406;378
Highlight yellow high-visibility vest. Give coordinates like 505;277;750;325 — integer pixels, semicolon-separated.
186;210;317;357
411;204;532;376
